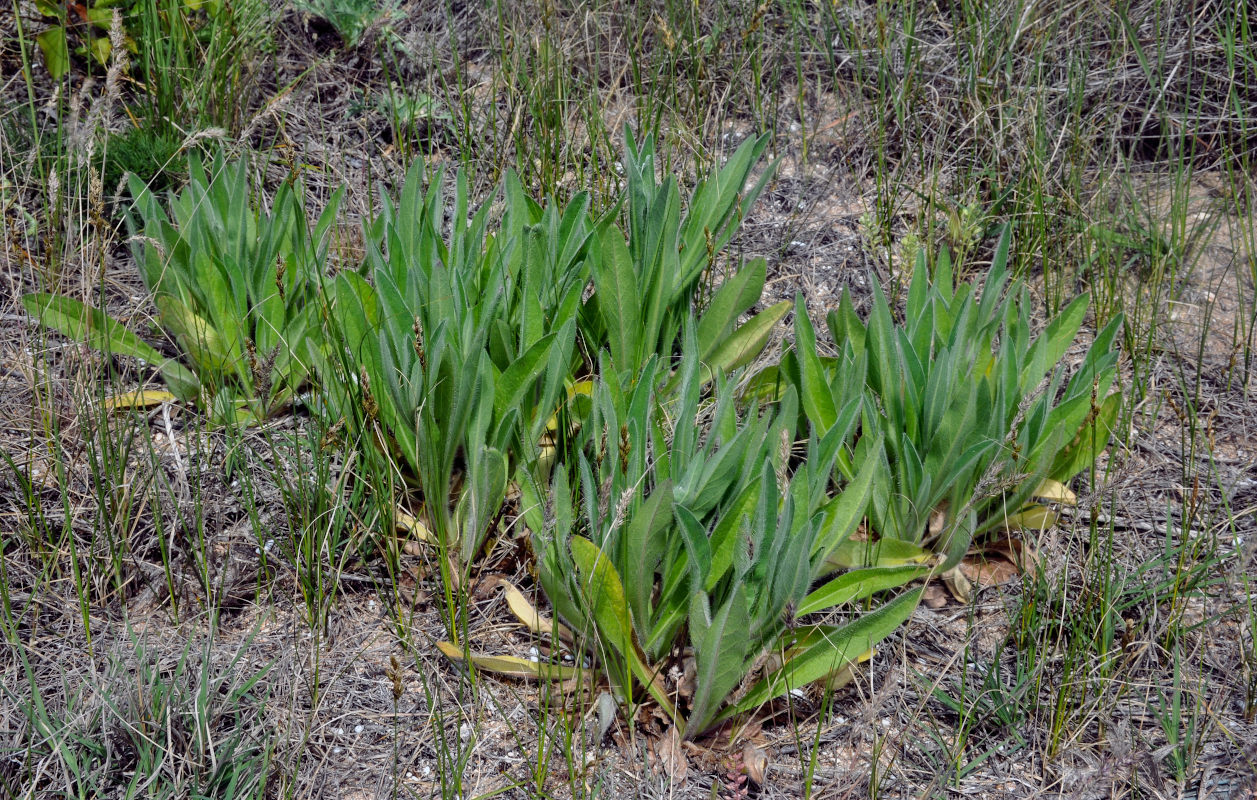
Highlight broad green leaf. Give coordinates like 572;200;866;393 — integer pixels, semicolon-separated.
24;292;168;367
1049;391;1121;483
826;292;866;354
569;537;678;723
999;504;1059;532
697;299;790;385
717;587;923;722
686;584;750;738
494;332;556;416
623;487;674;631
706;480;760;590
675;505;712;590
593;225;640;373
825;537;934;570
87;35;110;66
740;363;789;405
22;293;200;400
695;259;766;359
455;446;507;563
36;28;69;79
1022;293;1089;389
812;440;880;565
798;565;930;616
793;295;839;433
156;295;235;376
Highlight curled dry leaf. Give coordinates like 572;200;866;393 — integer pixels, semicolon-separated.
922;583;950;609
656;725;689;783
958;536;1040;588
471;573;506;601
401;566;428;607
593;691;617;744
741;742;768;787
942;565;973;604
958;554;1019;586
925;501;949;547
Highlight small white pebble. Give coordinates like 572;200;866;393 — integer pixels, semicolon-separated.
529;655;539;663
422;765;431;777
881;718;891;727
335;728;344;736
354;724;364;734
459;723;473;741
836;715;847;724
562;653;573;662
527;646;539;656
332;746;342;754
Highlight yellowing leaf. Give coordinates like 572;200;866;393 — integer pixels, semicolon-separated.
395;508;437;544
822;647;874;691
88;35;111;66
501;579;577;644
157;295;234;375
103;390;179;410
435;641;587;681
825;537;934;570
1000;504;1059;532
544;380;595;432
1032;479;1076;505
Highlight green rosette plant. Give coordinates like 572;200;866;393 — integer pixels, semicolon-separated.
781;227;1123;568
531;327;927;739
326;162;586;574
25;154;340;426
585;131;789;383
